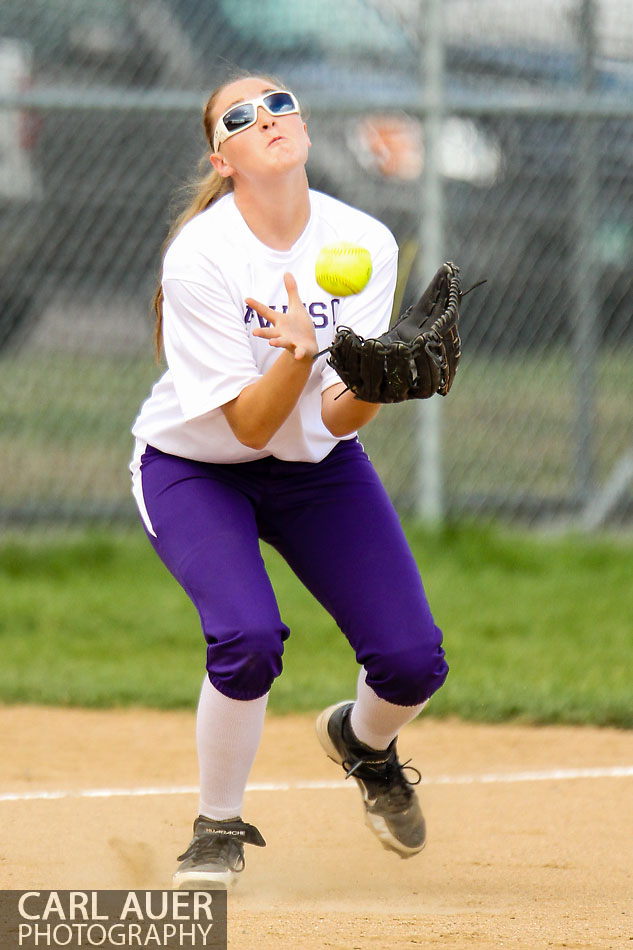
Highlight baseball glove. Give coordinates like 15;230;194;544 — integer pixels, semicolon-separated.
320;261;463;403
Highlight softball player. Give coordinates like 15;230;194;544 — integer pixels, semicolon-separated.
130;73;448;889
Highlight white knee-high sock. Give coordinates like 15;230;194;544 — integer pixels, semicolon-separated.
349;668;428;751
196;676;268;821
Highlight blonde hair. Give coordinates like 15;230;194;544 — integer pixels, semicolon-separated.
152;71;287;358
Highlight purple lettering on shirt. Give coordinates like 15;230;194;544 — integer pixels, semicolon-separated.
245;298;341;333
309;301;328;329
244;304;271;328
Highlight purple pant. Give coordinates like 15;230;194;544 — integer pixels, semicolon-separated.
136;438;448;705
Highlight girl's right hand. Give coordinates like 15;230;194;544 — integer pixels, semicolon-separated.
246;273;318;362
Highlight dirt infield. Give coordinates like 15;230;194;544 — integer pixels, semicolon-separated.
1;705;632;949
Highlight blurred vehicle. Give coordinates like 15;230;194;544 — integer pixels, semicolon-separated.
1;0;632;351
0;0;194;349
0;35;43;347
447;37;633;348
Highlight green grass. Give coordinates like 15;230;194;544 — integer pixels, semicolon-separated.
0;524;631;726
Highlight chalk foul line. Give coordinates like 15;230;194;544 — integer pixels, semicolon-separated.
1;765;633;803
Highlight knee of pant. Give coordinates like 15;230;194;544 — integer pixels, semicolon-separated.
205;624;286;701
367;632;449;706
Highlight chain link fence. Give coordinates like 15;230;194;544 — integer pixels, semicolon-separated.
1;0;632;528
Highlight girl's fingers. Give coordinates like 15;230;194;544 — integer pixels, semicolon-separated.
253;327;303;356
246;275;301;325
248;275;315;360
245;297;278;323
252;326;280;340
283;272;301;304
254;328;288;347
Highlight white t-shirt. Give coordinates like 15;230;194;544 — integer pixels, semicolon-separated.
131;189;398;465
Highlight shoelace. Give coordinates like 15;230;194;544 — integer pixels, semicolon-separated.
344;752;422;808
177;833;245;872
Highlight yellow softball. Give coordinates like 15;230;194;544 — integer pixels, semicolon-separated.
315;242;373;296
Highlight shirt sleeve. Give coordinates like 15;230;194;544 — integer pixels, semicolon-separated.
161;275;261;422
320;232;399;393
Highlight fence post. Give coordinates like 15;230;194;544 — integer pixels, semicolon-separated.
573;0;599;512
415;0;446;523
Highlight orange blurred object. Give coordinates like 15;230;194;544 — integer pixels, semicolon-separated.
354;115;424;180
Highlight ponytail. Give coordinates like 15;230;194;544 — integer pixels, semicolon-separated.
152;166;232;359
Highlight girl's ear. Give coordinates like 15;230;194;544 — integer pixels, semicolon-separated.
210;151;234;179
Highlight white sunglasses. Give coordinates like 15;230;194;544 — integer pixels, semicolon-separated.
213;90;301;153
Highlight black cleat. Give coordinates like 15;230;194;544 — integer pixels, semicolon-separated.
316;701;425;858
172;815;266;889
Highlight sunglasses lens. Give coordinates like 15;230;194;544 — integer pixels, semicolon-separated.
217;92;298;149
264;92;297;115
223;103;257;133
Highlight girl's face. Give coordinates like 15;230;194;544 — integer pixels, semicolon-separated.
210;77;311;183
